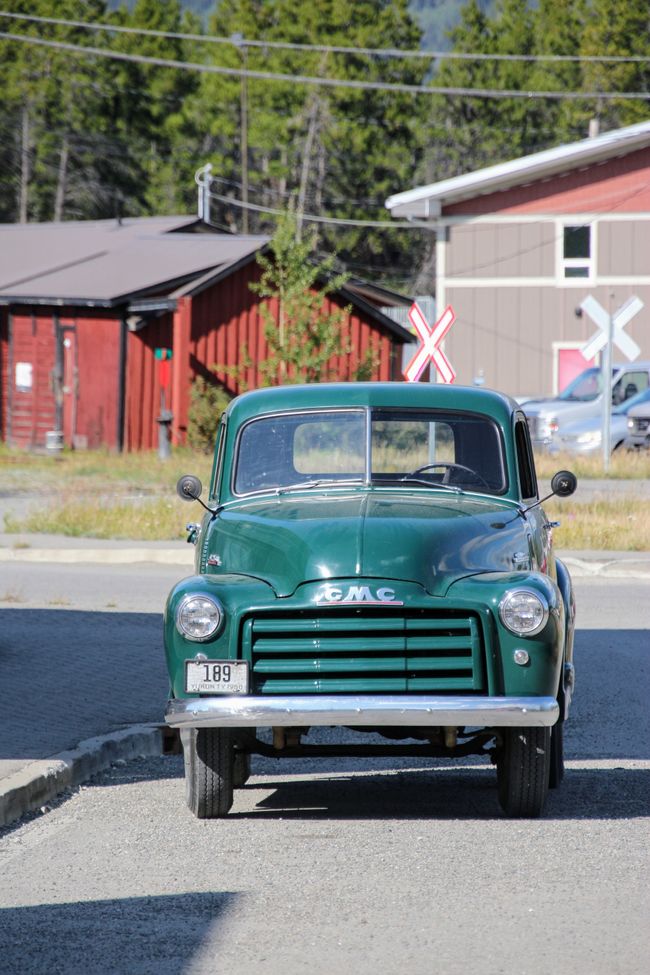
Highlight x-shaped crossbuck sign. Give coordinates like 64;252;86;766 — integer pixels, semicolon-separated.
580;295;643;362
403;303;456;384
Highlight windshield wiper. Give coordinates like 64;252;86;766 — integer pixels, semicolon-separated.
376;476;463;494
274;478;364;495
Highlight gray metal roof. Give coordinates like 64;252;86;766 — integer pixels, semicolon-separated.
386;119;650;218
0;216;268;306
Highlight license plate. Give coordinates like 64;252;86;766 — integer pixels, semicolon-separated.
184;660;249;695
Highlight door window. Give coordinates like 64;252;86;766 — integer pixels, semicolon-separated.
612;371;649;406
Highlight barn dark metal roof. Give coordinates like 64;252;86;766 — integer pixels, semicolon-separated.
0;216;269;306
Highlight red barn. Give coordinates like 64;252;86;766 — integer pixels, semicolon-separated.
0;217;412;451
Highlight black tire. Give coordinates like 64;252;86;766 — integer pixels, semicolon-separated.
233;751;251;788
549;720;565;789
184;728;234;818
497;727;551;818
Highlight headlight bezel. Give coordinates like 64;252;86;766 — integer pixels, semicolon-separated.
176;593;224;642
498;588;549;637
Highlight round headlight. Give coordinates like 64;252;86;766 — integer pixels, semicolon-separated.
176;594;223;641
499;589;548;636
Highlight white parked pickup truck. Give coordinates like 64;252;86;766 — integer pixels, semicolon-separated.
522;363;650;451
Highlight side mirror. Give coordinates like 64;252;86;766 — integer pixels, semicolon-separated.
176;474;203;502
551;470;577;498
521;469;577;514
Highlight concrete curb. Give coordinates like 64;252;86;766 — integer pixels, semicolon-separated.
0;724;166;828
561;555;650;579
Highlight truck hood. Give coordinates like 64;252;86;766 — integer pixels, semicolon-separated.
210;492;529;597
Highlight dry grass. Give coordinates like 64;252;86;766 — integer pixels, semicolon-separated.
534;448;650;480
7;496;190;541
545;498;650;551
1;445;211;540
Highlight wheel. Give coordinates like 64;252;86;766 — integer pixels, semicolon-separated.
233;751;251;788
549;720;564;789
184;728;234;818
496;727;551;818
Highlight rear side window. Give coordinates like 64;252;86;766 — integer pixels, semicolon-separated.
515;417;538;500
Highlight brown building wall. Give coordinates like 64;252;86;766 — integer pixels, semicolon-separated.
446;222;556;279
598;219;650;276
445;283;650;398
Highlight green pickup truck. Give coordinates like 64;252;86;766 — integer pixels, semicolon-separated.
164;382;577;819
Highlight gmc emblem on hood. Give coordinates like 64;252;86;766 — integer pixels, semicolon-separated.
316;585;404;607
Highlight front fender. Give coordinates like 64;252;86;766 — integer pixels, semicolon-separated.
447;571;566;700
555;558;576;719
164;574;275;699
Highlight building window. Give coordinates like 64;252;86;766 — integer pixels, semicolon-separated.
562;224;592;279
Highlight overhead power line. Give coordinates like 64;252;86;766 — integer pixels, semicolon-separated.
2;10;650;64
206;189;429;229
1;29;650;101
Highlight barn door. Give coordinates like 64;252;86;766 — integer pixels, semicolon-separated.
54;321;78;447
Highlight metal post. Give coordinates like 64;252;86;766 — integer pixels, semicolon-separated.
602;293;614;473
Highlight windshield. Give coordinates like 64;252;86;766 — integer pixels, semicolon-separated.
559;367;614;402
233;408;507;495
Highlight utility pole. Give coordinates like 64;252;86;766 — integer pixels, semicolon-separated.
231;33;249;234
19;105;30;223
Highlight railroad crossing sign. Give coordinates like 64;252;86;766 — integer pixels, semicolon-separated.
580;295;643;362
404;303;456;384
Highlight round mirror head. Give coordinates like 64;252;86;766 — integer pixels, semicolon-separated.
551;470;577;498
176;474;203;502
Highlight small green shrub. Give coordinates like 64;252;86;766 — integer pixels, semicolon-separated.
187;378;232;454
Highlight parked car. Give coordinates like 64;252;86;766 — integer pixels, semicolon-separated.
523;363;650;451
548;387;650;456
165;383;577;820
626;396;650;449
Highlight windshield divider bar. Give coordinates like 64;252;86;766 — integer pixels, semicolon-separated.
365;408;372;486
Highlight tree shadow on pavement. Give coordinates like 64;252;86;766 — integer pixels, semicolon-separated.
0;892;237;975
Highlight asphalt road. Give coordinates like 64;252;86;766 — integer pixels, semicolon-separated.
0;576;648;975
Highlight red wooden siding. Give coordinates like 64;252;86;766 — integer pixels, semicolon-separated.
72;316;121;449
0;308;122;450
1;311;56;448
445;146;650;217
125;313;173;452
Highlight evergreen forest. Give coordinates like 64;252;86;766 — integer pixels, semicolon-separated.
1;0;649;290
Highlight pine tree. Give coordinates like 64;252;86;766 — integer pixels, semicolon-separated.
248;211;365;385
580;0;650;131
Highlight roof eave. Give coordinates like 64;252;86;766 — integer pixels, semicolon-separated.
386;123;650;218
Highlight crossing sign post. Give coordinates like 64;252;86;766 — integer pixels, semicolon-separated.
403;303;456;384
580;294;644;471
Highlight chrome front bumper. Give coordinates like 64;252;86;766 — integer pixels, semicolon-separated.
165;695;559;729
